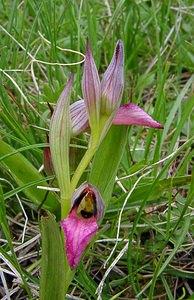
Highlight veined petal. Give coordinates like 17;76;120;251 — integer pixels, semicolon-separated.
82;39;101;128
61;209;98;269
101;40;124;114
70;100;89;135
112;103;163;129
61;182;104;269
49;75;73;196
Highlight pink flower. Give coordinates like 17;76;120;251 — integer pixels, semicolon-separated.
70;39;163;136
61;182;104;269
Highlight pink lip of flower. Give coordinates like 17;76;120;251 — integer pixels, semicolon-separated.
70;39;163;136
61;182;104;269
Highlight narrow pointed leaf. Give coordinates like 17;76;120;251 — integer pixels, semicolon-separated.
40;213;65;300
109;176;192;211
0;185;33;298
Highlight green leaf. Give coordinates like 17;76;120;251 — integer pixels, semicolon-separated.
161;74;194;145
112;175;191;208
167;93;194;155
165;267;194;280
40;212;65;300
0;139;59;214
109;287;129;300
77;262;111;299
148;216;191;299
0;184;33;298
89;125;128;207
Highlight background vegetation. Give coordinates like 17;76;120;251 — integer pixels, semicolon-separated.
0;0;193;299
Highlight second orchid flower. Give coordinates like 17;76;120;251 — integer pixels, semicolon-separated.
70;40;163;138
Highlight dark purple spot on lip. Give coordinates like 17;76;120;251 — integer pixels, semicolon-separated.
73;191;87;207
81;211;94;218
73;188;97;218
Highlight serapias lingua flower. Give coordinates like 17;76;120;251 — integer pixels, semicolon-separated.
70;39;163;136
82;39;125;141
61;182;104;269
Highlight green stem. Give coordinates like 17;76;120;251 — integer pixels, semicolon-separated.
61;194;71;219
60;133;99;219
64;255;76;295
70;134;99;195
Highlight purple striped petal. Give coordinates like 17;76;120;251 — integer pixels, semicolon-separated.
101;40;124;114
82;39;101;128
70;100;89;135
113;103;163;129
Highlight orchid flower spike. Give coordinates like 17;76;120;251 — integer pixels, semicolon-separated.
61;182;104;269
70;39;163;137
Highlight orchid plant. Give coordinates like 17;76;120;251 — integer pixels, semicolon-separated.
41;39;163;298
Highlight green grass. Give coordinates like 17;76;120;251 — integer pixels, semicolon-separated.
0;0;194;299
